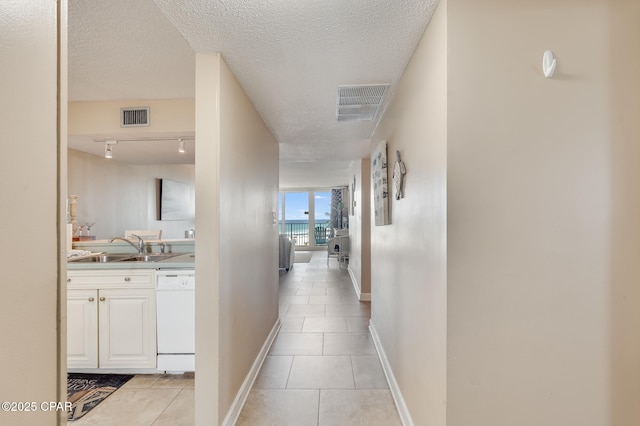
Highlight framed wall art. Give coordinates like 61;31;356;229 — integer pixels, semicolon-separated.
372;140;390;225
350;174;356;216
159;178;192;220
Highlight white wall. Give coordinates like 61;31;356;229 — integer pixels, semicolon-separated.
280;161;352;189
195;53;279;425
0;1;66;425
447;0;640;425
369;2;448;424
68;149;195;239
348;159;371;297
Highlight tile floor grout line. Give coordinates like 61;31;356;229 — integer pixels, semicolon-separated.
349;355;357;390
284;353;295;389
146;387;183;426
317;389;322;426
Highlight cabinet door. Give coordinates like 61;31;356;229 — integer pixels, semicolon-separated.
98;288;157;368
67;289;98;368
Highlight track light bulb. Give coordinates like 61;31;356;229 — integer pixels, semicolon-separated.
104;140;117;159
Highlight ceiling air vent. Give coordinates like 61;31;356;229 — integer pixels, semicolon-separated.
336;84;389;122
120;107;150;127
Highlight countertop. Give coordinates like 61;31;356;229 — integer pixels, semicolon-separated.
67;252;195;270
72;238;195;253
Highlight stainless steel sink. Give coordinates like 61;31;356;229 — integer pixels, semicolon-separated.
69;253;135;263
119;253;181;262
69;253;181;263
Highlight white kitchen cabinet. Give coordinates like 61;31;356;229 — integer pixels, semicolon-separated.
98;288;156;368
67;289;98;368
67;270;156;370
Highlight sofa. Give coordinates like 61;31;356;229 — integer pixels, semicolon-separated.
279;234;295;271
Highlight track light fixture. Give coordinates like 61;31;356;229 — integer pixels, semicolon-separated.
104;140;117;159
95;136;193;158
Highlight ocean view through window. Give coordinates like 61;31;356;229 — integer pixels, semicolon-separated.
279;191;331;247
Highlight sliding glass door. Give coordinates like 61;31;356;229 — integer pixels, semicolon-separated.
279;190;331;248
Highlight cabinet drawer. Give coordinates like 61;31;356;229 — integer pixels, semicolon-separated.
67;269;154;288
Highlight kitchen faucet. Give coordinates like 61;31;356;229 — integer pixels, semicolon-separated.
108;234;145;254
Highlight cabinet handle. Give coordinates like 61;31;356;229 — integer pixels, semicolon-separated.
67;278;71;283
88;297;94;302
99;297;106;302
124;277;131;282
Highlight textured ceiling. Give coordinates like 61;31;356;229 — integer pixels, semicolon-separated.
68;0;438;185
68;0;195;101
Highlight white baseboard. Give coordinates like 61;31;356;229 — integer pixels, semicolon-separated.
370;322;414;426
222;318;281;426
347;266;371;301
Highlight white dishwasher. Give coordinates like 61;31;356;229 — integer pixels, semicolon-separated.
156;270;195;372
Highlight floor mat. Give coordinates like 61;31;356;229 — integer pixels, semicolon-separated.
294;251;313;263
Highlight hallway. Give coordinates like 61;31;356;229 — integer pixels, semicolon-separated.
70;251;399;426
237;251;401;425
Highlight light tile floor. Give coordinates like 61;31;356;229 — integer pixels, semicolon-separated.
71;373;194;425
71;251;400;425
237;251;401;426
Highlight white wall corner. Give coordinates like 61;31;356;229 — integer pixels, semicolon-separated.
348;266;371;301
370;322;414;426
222;318;281;426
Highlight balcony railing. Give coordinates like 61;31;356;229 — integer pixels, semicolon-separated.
279;221;329;246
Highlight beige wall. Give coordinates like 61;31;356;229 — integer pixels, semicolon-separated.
195;53;279;425
0;1;66;425
609;2;640;423
348;159;371;296
68;99;195;136
195;53;221;425
369;2;448;425
447;0;640;425
218;54;280;424
68;149;195;239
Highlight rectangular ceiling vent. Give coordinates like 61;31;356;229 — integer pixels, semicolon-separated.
120;107;150;127
336;84;389;122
